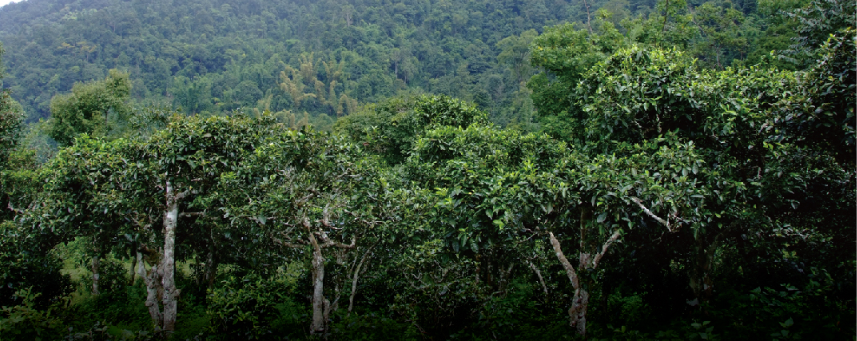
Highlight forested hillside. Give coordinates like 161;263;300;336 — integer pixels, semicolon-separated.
2;0;776;130
0;0;612;128
0;0;854;340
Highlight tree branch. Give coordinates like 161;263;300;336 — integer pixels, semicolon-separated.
271;231;306;248
320;234;356;249
174;189;190;201
7;202;23;215
272;237;304;249
591;230;621;269
548;232;579;290
527;260;549;298
582;0;593;35
348;242;377;314
630;197;673;232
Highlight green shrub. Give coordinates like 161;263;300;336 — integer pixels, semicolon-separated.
0;221;73;309
205;267;306;340
0;288;66;341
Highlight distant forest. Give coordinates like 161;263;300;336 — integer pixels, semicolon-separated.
2;0;764;130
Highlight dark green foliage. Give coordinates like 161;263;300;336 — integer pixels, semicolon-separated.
329;313;420;341
0;92;24;169
0;0;583;128
46;70;132;146
784;0;857;67
0;0;853;339
78;257;129;296
0;287;66;341
335;94;489;164
205;270;306;340
0;43;32;221
0;221;73;309
778;27;856;165
64;284;153;336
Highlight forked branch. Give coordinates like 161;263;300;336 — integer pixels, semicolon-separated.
591;230;621;269
631;197;673;232
548;232;579;289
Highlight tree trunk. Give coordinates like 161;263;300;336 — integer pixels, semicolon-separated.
145;262;163;328
205;239;217;289
348;244;375;314
569;283;590;336
548;232;588;337
690;238;716;303
91;256;100;296
527;260;549;299
161;181;181;332
690;226;733;304
308;230;326;334
129;256;136;285
135;251;147;284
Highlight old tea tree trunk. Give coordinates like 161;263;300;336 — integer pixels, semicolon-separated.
305;216;356;334
161;181;181;331
547;210;622;337
272;216;356;334
144;181;188;333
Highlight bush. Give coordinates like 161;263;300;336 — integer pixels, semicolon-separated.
205;266;306;340
0;288;66;341
0;221;73;309
78;256;130;296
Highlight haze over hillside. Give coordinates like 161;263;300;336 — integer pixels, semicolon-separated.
0;0;22;8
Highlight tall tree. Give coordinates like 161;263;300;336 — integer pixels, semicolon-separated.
46;69;131;146
221;128;385;334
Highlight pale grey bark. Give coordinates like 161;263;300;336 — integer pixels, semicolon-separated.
161;181;181;332
129;256;136;284
91;256;100;296
144;263;163;328
308;227;326;334
548;231;587;335
135;251;146;284
527;260;549;298
549;227;620;337
630;197;673;232
348;244;375;314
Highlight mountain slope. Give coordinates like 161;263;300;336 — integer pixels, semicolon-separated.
0;0;619;127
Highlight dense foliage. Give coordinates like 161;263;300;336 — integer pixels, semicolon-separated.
0;0;854;340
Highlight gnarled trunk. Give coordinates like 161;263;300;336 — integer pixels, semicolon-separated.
549;232;588;336
547;211;621;337
145;262;163;328
689;225;734;304
569;269;590;335
527;260;549;299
